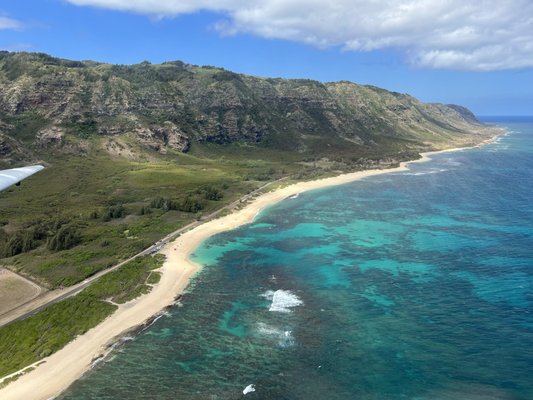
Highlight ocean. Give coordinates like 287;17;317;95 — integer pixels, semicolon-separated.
60;117;533;400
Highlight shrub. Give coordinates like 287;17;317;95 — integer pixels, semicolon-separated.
102;204;126;221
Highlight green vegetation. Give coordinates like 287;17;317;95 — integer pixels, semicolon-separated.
0;51;497;384
83;255;164;304
0;255;164;377
146;271;161;285
46;224;81;251
1;112;48;144
63;116;98;138
202;185;223;201
0;149;287;288
101;204;126;221
0;295;115;377
0;216;76;258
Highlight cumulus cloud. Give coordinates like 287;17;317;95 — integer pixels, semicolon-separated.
0;15;23;30
65;0;533;71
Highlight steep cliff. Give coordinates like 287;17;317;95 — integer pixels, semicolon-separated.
0;52;492;165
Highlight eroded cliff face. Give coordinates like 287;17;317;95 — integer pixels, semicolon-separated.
0;52;491;161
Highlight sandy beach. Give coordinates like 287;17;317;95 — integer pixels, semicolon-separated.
0;138;499;400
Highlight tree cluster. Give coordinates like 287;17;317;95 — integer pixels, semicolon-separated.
149;195;205;213
46;225;81;251
202;185;223;201
102;204;126;221
0;216;82;257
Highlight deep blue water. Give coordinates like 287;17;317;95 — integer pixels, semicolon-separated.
61;118;533;400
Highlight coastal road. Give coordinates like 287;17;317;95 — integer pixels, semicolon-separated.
0;178;287;328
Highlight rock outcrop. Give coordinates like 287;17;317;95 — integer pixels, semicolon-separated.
0;52;494;159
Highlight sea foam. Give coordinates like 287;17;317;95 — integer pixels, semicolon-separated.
263;289;303;312
256;323;295;347
91;335;134;369
404;168;449;176
243;384;256;395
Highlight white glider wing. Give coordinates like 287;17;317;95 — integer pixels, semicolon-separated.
0;165;45;191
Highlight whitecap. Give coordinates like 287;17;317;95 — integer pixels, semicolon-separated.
268;290;303;313
243;384;256;395
256;322;283;336
109;336;134;351
139;314;164;333
255;323;296;347
91;335;134;369
443;159;462;166
90;355;105;369
403;168;449;176
260;290;275;301
281;330;295;348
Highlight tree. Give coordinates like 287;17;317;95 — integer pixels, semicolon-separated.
150;197;177;211
102;205;126;221
203;185;223;201
47;225;81;251
178;196;204;213
2;231;36;257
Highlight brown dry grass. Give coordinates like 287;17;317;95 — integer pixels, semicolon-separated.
0;269;43;316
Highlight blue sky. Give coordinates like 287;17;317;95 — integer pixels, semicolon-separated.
1;0;532;115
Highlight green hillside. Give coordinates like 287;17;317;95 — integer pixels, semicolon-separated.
0;51;497;287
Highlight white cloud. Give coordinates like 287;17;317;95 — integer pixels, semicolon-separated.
0;15;23;30
65;0;533;71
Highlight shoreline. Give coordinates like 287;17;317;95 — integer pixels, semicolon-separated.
0;135;501;400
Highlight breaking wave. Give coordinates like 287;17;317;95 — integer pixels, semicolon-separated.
262;289;303;313
403;168;449;176
256;322;295;347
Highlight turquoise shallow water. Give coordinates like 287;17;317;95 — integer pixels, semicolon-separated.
61;118;533;400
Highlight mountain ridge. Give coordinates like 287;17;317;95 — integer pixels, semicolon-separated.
0;51;494;168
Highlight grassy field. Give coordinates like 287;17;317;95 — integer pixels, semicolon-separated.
0;113;431;290
0;255;163;378
0;141;302;288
